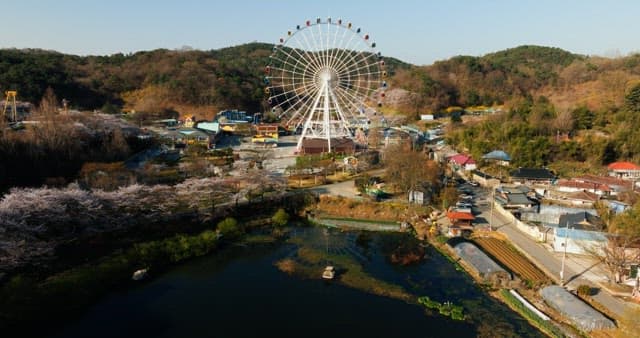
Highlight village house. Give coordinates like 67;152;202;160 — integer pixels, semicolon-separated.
607;161;640;180
552;212;607;255
495;186;538;211
482;150;511;166
448;154;477;171
446;210;475;237
574;174;633;196
553;179;612;197
509;167;556;185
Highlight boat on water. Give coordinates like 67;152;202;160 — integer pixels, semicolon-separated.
322;266;335;280
132;268;148;281
322;228;335;280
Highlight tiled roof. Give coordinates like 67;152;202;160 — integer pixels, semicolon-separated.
449;154;475;165
607;161;640;171
482;150;511;161
574;174;632;188
556;179;611;192
447;211;475;220
565;190;599;202
510;168;555;180
558;212;605;231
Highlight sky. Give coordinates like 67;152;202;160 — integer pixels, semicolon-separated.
2;0;639;65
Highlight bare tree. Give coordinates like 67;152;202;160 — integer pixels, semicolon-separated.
384;142;442;195
243;146;274;170
587;205;640;284
552;109;575;134
39;87;59;117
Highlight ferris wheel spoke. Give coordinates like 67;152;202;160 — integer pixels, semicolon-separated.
269;79;318;103
332;29;369;72
278;38;323;75
280;40;319;71
276;94;312;121
308;23;328;68
268;70;311;84
269;54;311;77
294;29;326;73
325;22;333;67
284;96;316;125
314;22;329;67
334;49;378;79
274;76;319;101
334;86;367;114
336;80;374;108
331;87;361;120
338;66;380;89
328;27;360;73
327;23;350;73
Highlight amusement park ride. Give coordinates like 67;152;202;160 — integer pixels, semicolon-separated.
264;18;386;153
2;90;18;122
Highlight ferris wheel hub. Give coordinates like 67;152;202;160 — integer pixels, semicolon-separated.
316;67;337;87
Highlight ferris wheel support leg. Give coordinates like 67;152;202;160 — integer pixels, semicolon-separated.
297;81;327;152
323;80;331;152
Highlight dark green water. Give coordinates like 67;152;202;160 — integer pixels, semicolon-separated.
51;228;543;338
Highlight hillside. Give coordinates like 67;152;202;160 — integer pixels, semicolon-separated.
4;44;640;168
391;45;640;115
3;44;640;117
0;43;410;120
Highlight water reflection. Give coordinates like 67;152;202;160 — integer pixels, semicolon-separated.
52;227;543;338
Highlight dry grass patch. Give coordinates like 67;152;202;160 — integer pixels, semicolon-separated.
315;195;412;222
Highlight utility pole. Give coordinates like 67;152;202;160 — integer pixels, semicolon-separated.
489;188;495;231
560;222;569;286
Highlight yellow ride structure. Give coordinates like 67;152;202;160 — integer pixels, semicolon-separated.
2;90;18;122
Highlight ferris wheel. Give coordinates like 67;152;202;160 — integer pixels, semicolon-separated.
265;17;387;152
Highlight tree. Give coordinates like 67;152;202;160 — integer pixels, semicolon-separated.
384;143;441;195
571;106;594;130
624;83;640;113
587;204;640;284
271;208;289;228
39;87;58;116
217;217;243;239
101;102;120;114
243;147;273;170
439;186;459;210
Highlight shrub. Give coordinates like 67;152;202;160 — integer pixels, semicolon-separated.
271;208;289;228
577;284;592;297
217;217;243;239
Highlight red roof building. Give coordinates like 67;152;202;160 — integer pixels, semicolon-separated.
574;174;634;195
555;179;611;196
448;154;477;171
447;211;475;226
607;161;640;180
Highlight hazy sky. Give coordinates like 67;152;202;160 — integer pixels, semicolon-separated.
3;0;639;65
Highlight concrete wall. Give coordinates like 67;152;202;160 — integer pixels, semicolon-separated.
553;227;606;255
494;203;546;241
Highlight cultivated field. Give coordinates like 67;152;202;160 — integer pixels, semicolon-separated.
473;237;549;285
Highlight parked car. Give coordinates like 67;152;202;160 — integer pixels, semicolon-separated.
456;202;473;208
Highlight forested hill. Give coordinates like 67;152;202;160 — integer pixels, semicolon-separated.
392;45;640;115
2;44;640;119
0;43;409;119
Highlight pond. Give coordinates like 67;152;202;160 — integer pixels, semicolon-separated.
51;228;543;338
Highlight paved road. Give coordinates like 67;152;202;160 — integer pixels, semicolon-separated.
475;198;634;319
